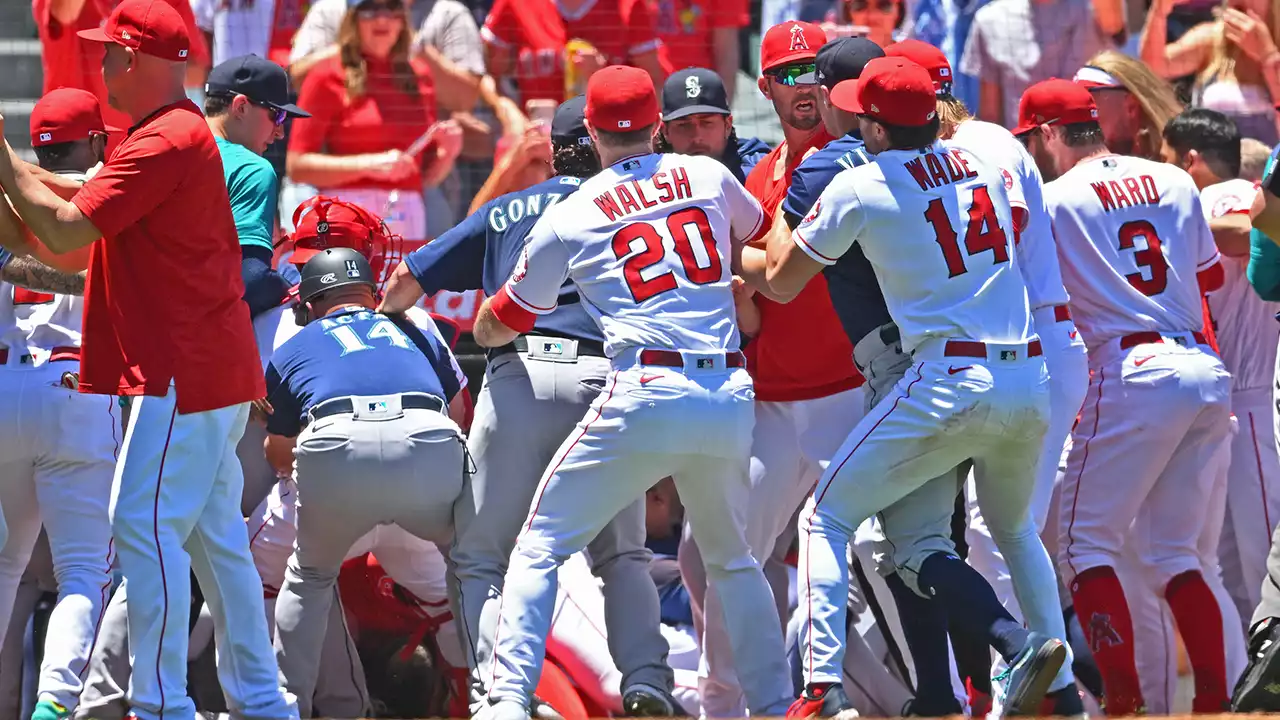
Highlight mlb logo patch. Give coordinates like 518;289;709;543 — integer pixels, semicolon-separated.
367;401;387;412
697;358;714;369
623;159;641;170
1000;350;1017;361
939;67;951;78
178;49;188;58
38;133;51;142
542;341;564;354
619;120;632;129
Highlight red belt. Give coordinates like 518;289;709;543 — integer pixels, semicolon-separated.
639;349;745;369
1118;331;1207;350
0;346;80;364
1053;305;1072;323
943;339;1043;359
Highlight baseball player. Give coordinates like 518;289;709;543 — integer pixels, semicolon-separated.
1163;107;1280;627
379;96;678;716
264;247;467;716
0;0;294;716
470;65;793;720
655;68;771;183
681;23;873;717
1017;79;1233;714
0;88;118;720
746;56;1068;718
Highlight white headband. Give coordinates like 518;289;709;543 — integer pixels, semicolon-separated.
1073;66;1123;88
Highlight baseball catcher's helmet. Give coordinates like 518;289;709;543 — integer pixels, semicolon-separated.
288;195;403;288
298;247;378;305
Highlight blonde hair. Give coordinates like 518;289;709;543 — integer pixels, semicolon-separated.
1086;50;1185;159
1201;0;1280;89
338;4;419;99
1240;137;1273;180
935;95;972;139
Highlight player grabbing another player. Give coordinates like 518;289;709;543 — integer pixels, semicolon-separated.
746;56;1069;718
265;248;468;716
1019;78;1233;714
471;65;793;720
0;88;117;720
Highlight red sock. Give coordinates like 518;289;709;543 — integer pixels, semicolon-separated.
1069;566;1144;714
1165;570;1229;713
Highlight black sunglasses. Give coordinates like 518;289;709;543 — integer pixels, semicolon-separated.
768;62;817;87
217;94;287;126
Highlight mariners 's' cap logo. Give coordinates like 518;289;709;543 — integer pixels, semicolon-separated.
789;24;808;51
685;75;702;98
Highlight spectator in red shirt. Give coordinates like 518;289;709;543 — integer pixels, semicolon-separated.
482;0;668;108
648;0;749;100
0;0;291;717
286;0;463;244
33;0;209;139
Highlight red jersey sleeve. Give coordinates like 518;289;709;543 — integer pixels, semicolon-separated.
481;0;519;48
708;0;749;29
71;131;188;238
621;0;662;57
287;61;344;155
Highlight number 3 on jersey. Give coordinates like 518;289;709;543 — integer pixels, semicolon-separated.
613;207;722;302
923;187;1010;277
1117;220;1168;296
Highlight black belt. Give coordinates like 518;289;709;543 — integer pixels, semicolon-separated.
308;393;445;422
487;334;606;361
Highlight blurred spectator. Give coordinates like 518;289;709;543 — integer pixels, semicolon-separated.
647;0;750;100
654;68;771;182
465;124;553;212
1074;50;1185;162
286;0;463;242
822;0;904;49
481;0;669;108
32;0;209;136
959;0;1111;127
290;0;485;114
190;0;308;67
1242;136;1273;179
1141;0;1280;144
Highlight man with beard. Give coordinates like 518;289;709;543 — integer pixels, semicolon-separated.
676;20;868;718
656;68;771;183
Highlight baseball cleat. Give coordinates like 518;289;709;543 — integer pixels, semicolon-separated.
622;682;687;716
1232;617;1280;711
31;700;69;720
992;633;1067;716
786;682;860;719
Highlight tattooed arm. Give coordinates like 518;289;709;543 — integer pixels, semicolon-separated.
0;255;86;295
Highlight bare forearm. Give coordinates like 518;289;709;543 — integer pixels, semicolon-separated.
468;153;521;214
286;152;382;187
712;29;740;101
1211;215;1253;257
1139;4;1171;76
0;146;96;253
1;256;86;294
420;45;482;112
472;299;519;347
289;46;338;85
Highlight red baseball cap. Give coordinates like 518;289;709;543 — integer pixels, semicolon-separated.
831;56;938;127
30;88;107;147
78;0;191;63
1012;78;1099;136
585;66;660;132
885;40;953;95
760;21;826;73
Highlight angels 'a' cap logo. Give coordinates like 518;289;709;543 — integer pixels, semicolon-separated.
789;24;809;51
685;75;702;98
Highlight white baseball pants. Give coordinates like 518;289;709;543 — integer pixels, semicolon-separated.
1219;389;1280;628
487;354;792;716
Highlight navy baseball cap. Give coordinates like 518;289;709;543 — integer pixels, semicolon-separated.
808;37;885;90
205;54;310;118
551;95;592;146
662;68;731;122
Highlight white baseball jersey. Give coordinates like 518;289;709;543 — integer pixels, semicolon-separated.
951;119;1070;310
503;153;763;356
1203;178;1278;391
252;300;467;388
1044;155;1221;349
792;140;1032;353
0;170;86;362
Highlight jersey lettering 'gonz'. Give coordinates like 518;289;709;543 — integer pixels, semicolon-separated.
501;153;765;356
792;140;1034;354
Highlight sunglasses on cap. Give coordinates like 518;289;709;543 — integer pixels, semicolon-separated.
357;1;404;19
768;62;817;87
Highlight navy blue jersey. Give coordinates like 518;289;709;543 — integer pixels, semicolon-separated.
781;132;891;345
403;175;600;341
726;135;773;183
264;308;461;437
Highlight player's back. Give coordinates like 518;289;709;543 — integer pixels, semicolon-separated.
544;153;760;356
804;141;1032;352
1045;155;1220;348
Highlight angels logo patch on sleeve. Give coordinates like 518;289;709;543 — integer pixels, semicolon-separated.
511;247;530;283
1001;168;1014;191
802;198;822;225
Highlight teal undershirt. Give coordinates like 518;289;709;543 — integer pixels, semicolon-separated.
215;135;278;253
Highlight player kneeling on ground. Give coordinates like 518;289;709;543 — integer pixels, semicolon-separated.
261;247;468;717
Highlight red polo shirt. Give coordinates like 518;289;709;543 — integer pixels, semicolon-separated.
649;0;749;71
744;130;863;402
482;0;663;104
33;0;208;136
288;55;438;191
71;100;265;414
